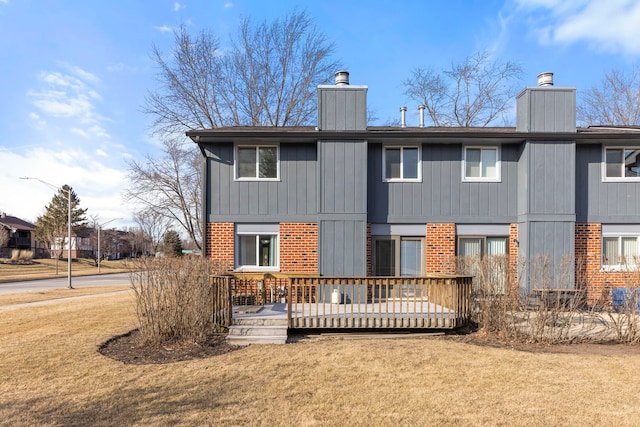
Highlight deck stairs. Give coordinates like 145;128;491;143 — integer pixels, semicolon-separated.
226;304;289;345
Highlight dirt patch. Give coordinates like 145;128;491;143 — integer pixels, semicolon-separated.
98;329;240;365
444;331;640;356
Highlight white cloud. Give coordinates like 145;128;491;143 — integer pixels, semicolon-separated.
0;0;8;4
154;25;172;33
0;147;132;227
96;149;108;157
28;112;45;126
224;2;233;9
517;0;640;55
28;65;110;138
173;2;185;12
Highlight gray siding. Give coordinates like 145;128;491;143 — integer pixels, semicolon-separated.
204;143;317;221
317;86;367;131
576;144;640;222
367;143;519;223
319;220;367;275
319;140;367;214
318;139;368;275
518;141;575;218
516;87;576;133
519;221;575;292
517;140;576;291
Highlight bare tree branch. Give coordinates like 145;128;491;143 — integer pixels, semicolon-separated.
578;67;640;126
403;51;523;127
124;139;202;250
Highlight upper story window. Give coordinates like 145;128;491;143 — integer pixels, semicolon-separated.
235;145;279;180
463;146;500;182
603;147;640;181
383;146;421;182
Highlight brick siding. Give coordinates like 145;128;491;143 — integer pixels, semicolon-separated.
426;223;456;274
206;222;234;272
573;223;639;305
279;223;318;273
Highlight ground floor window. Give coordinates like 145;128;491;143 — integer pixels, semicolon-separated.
235;224;279;271
373;236;424;276
458;236;508;257
603;236;639;269
457;236;509;294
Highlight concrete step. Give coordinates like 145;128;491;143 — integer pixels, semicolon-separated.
227;324;289;346
226;334;288;346
231;317;289;327
228;325;288;337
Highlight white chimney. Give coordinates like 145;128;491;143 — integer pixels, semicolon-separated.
418;105;425;128
335;70;350;85
400;106;407;128
537;72;554;86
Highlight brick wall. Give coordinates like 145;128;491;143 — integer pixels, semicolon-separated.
573;223;637;305
206;222;234;272
426;223;456;274
509;223;519;292
279;223;318;273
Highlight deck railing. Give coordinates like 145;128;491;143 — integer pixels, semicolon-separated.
287;276;473;329
210;276;232;328
212;274;473;330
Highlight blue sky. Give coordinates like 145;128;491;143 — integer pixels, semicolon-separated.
1;0;640;229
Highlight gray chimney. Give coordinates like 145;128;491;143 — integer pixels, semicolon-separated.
516;72;575;133
317;71;367;131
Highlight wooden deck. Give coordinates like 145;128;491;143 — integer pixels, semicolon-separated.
212;274;473;330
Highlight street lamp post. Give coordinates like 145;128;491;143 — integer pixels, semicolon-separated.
21;177;73;289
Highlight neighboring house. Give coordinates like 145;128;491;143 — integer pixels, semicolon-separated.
188;71;640;304
50;227;135;260
0;212;37;257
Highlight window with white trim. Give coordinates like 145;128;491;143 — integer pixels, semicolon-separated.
235;145;279;180
603;147;640;180
603;236;639;269
383;146;421;181
235;224;279;271
457;236;509;294
463;146;500;181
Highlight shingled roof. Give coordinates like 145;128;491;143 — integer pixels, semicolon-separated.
0;213;36;231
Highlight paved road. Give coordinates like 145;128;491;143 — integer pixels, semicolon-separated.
0;273;132;295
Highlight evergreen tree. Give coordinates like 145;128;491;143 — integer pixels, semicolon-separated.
35;185;88;271
163;230;183;257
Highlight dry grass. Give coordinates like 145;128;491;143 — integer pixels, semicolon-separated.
0;258;129;282
0;285;130;306
2;293;640;425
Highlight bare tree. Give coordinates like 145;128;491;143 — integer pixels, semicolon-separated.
144;10;339;132
125;139;202;250
578;67;640;126
137;10;340;249
133;209;173;255
403;51;523;127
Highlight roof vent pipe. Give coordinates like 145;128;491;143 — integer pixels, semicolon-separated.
418;105;425;128
334;70;350;85
537;72;554;86
400;106;407;128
